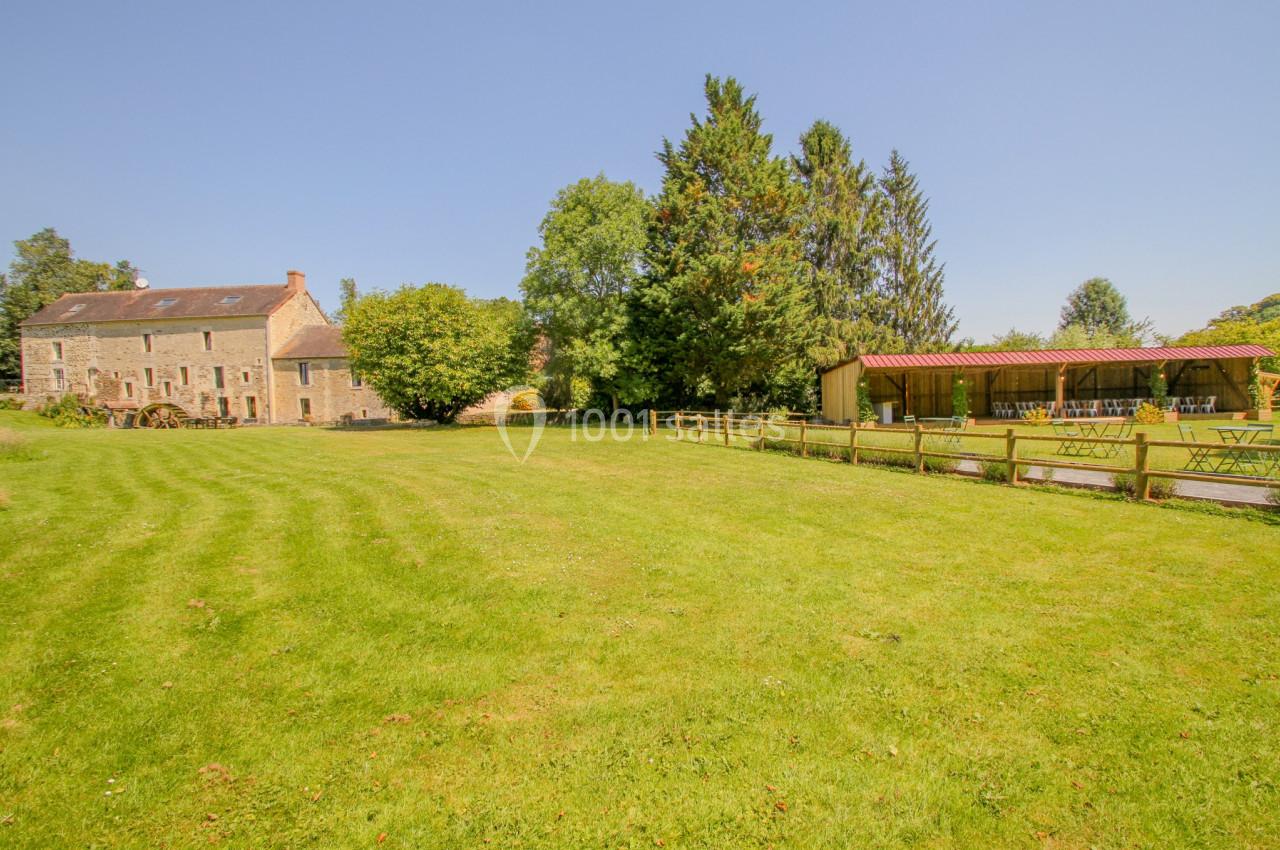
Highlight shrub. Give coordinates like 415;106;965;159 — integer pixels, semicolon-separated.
0;397;23;411
1021;407;1051;426
1112;472;1178;500
1134;403;1164;425
509;389;541;411
36;394;106;428
859;449;916;470
857;379;876;423
951;374;969;419
980;459;1010;482
923;455;958;474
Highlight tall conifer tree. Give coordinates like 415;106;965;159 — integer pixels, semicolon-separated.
877;151;956;350
793;120;898;362
629;75;817;408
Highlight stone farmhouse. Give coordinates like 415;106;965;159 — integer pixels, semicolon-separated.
18;270;394;425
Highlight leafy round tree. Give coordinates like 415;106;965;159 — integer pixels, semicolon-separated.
341;284;533;423
1059;277;1131;336
521;174;648;411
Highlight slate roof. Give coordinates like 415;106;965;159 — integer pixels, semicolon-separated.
833;345;1275;372
272;325;349;359
19;285;296;326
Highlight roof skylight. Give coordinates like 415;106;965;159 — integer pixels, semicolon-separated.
219;295;243;305
155;297;178;308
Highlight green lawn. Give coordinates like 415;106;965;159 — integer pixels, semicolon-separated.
1;410;1278;848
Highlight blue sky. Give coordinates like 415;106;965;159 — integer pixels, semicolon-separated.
2;1;1276;340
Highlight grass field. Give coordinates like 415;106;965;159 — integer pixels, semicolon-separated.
1;410;1279;848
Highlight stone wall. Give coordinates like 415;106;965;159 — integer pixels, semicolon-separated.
270;356;394;423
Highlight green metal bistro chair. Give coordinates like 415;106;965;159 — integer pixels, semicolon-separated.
1179;424;1218;473
1051;419;1083;456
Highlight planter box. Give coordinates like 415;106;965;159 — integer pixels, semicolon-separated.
1246;408;1273;421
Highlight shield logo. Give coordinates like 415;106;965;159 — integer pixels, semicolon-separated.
494;386;545;463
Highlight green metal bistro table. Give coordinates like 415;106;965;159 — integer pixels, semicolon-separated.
1209;425;1273;475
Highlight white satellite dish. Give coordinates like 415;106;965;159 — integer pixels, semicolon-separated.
134;277;150;289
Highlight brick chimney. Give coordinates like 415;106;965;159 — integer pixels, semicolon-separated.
286;269;306;292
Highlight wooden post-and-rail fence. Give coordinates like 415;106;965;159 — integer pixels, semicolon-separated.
654;411;1280;501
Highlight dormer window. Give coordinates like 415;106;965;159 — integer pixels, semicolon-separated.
155;297;178;308
220;295;242;305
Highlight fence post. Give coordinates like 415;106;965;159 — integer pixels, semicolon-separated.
849;422;858;465
675;410;683;440
649;408;658;437
800;420;808;458
696;413;703;443
913;424;924;472
757;417;766;451
1134;431;1151;500
1005;428;1019;484
724;412;730;446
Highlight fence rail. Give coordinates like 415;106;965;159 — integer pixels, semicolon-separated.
652;410;1280;500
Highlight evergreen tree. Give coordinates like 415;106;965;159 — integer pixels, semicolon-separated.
334;277;358;324
793;120;898;362
629;75;817;408
877;151;956;350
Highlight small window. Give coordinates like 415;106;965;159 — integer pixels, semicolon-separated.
112;371;120;379
144;367;154;387
52;368;65;391
66;303;86;314
124;381;134;398
361;408;368;419
241;370;250;384
298;362;311;386
245;396;258;419
52;341;64;360
213;366;224;389
162;381;173;397
299;398;312;418
180;366;189;385
350;371;363;388
155;297;178;308
142;333;153;353
203;331;213;351
217;397;230;417
219;295;242;305
87;367;98;384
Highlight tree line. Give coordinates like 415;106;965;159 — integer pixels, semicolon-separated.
4;75;1276;420
523;75;955;412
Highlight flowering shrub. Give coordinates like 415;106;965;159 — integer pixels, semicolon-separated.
1134;403;1165;425
36;394;106;428
1021;407;1051;426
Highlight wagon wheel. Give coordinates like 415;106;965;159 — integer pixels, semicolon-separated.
137;403;188;429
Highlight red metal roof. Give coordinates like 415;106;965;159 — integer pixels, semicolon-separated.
842;344;1273;371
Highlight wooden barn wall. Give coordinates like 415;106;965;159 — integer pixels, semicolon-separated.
820;360;862;422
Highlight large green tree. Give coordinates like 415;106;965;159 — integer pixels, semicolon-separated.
1178;293;1280;372
629;75;818;409
877;151;956;350
1058;277;1131;335
522;174;648;410
341;284;534;422
792;120;897;362
1;228;137;377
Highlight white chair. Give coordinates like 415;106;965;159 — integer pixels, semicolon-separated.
1200;395;1216;414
